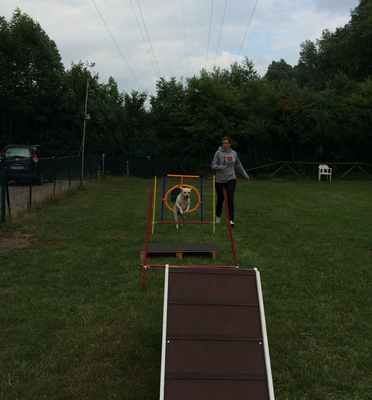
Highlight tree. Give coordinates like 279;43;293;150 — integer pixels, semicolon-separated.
50;61;100;155
221;57;260;88
294;40;325;88
149;77;187;156
341;2;372;81
183;69;246;162
0;9;65;146
84;76;125;157
294;1;372;88
0;16;10;144
89;87;149;158
265;59;296;85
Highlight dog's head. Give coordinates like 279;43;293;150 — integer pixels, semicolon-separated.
180;186;192;199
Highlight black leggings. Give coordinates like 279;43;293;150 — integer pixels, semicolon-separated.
215;179;236;221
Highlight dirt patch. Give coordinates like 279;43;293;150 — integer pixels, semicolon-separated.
0;235;32;253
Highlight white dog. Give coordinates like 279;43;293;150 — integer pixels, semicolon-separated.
173;186;192;229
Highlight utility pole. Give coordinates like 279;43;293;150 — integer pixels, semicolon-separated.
81;80;91;185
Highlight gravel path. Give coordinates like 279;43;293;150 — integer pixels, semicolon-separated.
2;180;80;218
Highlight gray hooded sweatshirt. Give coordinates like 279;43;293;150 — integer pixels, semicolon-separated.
211;146;248;183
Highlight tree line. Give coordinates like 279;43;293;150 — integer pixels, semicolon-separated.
0;2;371;171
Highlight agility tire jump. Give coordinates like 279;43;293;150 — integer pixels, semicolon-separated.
163;184;201;213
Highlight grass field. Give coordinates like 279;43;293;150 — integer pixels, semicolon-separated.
1;176;371;399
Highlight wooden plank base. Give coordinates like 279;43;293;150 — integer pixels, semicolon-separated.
140;243;219;260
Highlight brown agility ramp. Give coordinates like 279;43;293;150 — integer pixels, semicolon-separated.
160;267;274;400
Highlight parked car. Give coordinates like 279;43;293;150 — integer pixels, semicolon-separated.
0;144;53;185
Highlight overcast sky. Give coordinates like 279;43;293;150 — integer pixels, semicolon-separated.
3;0;360;96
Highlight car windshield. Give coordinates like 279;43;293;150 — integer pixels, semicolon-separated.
5;148;31;158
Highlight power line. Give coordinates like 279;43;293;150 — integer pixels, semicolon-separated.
129;0;159;78
136;0;161;77
236;0;259;61
205;0;214;70
214;0;228;67
182;0;189;77
91;0;144;91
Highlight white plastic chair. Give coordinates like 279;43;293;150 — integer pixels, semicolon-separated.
318;164;332;181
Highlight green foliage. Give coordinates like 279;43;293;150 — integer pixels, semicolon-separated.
293;1;372;87
1;3;372;170
0;9;65;145
149;77;187;156
343;2;372;80
184;69;246;155
265;59;296;86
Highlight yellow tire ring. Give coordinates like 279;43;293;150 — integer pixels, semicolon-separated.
163;184;201;213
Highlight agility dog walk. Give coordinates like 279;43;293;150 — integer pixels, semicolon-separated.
159;267;275;400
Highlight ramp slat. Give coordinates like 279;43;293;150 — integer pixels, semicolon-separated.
167;304;262;338
164;380;269;400
140;243;219;260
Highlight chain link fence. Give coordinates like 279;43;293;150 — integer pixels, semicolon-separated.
3;152;371;226
1;153;172;225
1;154;101;225
103;156;172;178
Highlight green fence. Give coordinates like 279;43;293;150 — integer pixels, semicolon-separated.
0;154;102;225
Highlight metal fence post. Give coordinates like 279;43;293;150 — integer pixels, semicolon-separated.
95;155;99;181
1;154;5;225
80;154;83;186
129;138;133;176
89;154;92;182
53;156;56;195
68;156;71;187
29;157;33;209
148;139;153;177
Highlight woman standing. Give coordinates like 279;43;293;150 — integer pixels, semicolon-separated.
211;137;249;227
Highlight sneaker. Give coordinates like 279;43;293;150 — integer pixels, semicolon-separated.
216;217;221;224
230;220;235;227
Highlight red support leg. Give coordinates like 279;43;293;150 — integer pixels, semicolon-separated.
223;187;238;267
142;189;154;285
142;267;147;286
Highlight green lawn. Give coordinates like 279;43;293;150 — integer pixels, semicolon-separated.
1;176;371;399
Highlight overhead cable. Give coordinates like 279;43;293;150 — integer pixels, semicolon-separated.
236;0;259;61
91;0;144;91
182;0;189;77
136;0;161;77
129;0;160;78
205;0;214;70
214;0;228;67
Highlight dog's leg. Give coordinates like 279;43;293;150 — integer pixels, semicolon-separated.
174;207;179;229
178;204;184;228
182;204;189;227
180;206;187;227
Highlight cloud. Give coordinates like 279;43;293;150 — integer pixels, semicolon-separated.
2;0;360;95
